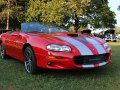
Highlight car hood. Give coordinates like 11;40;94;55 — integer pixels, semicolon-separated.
27;32;105;45
27;32;107;55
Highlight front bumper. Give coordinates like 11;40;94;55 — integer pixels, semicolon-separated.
36;52;111;69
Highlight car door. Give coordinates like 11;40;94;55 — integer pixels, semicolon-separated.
3;31;15;55
5;31;25;60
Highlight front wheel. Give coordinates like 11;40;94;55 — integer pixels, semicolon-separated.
24;46;38;74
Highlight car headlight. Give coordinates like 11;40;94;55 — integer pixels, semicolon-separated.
104;43;111;51
46;44;71;52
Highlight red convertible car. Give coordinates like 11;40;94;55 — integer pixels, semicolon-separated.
0;22;112;74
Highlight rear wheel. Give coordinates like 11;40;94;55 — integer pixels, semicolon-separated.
0;44;7;59
24;46;38;74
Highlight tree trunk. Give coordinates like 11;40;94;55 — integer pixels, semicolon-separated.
74;14;79;33
6;11;10;30
6;0;10;30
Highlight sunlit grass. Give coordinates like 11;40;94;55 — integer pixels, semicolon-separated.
107;41;120;46
0;42;120;90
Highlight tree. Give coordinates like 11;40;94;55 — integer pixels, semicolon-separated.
0;0;116;31
26;0;91;32
78;0;116;29
26;0;116;32
0;0;22;30
16;0;29;22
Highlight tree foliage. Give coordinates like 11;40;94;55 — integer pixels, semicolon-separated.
26;0;91;32
26;0;116;32
84;0;116;28
0;0;28;29
0;0;20;19
0;0;22;29
0;0;117;32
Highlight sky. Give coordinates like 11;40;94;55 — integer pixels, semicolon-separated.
108;0;120;27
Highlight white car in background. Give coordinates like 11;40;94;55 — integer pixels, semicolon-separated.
104;29;117;42
105;34;117;42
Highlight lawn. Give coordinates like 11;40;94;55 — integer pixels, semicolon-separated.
0;42;120;90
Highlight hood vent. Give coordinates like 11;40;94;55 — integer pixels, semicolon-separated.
67;34;78;37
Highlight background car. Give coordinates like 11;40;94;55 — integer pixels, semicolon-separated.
104;29;117;42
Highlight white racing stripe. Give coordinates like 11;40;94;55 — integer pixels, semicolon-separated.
85;37;106;54
57;36;93;55
99;62;106;66
82;62;107;68
82;65;94;68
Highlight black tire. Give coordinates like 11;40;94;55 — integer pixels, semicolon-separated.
0;44;7;59
24;46;38;74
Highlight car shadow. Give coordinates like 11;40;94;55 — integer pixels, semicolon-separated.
37;64;115;78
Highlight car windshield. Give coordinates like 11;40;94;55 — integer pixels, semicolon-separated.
21;22;68;33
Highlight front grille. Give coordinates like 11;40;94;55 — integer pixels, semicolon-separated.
74;53;109;65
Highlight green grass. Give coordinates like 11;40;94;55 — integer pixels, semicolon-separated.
0;42;120;90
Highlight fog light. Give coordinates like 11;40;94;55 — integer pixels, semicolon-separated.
47;62;52;65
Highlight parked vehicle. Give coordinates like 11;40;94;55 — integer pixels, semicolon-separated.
0;22;112;74
104;29;117;42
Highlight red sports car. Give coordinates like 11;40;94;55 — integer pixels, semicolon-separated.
0;22;112;74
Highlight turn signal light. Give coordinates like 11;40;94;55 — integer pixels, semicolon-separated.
47;56;64;59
